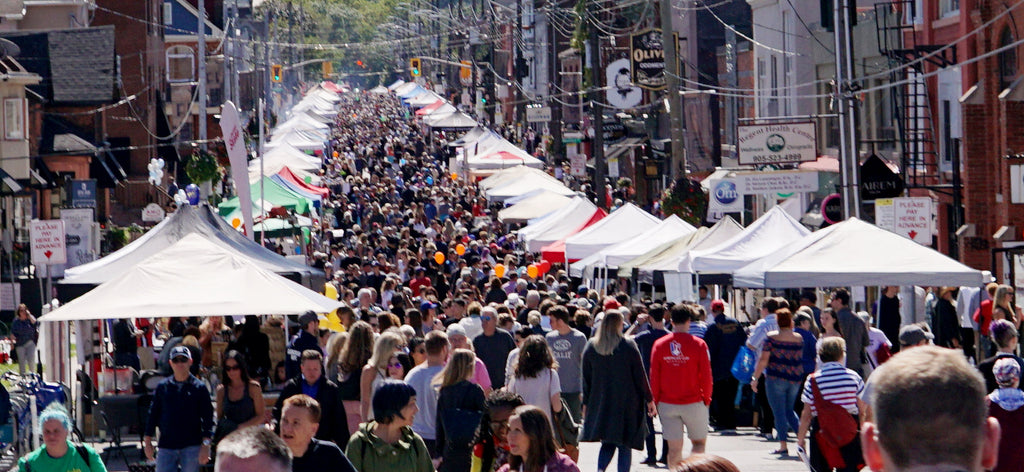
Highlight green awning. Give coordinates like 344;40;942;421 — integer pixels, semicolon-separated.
218;177;313;216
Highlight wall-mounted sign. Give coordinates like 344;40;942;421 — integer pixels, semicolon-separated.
737;122;817;165
526;106;552;123
860;154;904;200
708;178;743;214
735;171;819;195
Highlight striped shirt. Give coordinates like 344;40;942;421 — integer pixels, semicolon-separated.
688;321;708;339
801;361;864;415
747;315;778;356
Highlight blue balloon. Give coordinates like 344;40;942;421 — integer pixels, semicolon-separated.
185;184;201;205
425;176;434;185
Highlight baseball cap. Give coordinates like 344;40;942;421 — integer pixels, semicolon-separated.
447;323;468;339
170;346;192;361
898;324;934;346
710;300;725;312
420;301;438;312
994;357;1022;387
603;298;620;311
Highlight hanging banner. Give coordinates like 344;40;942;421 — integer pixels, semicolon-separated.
220;101;254;240
630;28;667;91
606;58;643;109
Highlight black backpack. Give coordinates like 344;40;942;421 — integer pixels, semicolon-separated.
25;444;90;471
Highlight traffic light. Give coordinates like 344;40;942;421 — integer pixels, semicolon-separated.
410;57;421;77
271;64;283;83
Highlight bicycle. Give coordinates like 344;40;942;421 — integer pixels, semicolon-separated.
1;372;72;461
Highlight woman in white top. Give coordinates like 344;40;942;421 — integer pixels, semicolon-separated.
507;334;563;424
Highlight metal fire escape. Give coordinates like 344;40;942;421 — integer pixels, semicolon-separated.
874;0;957;192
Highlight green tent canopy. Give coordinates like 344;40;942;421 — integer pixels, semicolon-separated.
218;177;314;217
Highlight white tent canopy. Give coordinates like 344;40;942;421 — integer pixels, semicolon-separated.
498;191;574;223
479;166;552;190
424;111;479;129
520;197;600;252
622;216;744;281
571;215;697;277
406;91;443;107
733;217;985;288
43;234;341;321
448;126;489;147
564;203;660;261
485;173;574;202
685;206;810;274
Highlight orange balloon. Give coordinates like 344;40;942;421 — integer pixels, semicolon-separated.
231;218;241;228
434;251;445;264
451;172;458;180
332;150;340;158
527;264;539;279
455;244;466;255
494;263;506;278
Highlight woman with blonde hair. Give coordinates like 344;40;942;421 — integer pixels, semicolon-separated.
338;321;374;433
361;331;407;421
993;284;1023;329
326;332;350;380
435;349;487;472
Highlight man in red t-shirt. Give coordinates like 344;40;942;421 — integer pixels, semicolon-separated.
650;303;713;466
974;282;999;357
408;267;432;297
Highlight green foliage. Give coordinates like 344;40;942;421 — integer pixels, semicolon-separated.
661;177;707;226
185;150;222;184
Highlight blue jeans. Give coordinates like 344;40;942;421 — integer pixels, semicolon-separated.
765;377;801;443
597;442;631;472
156;445;201;472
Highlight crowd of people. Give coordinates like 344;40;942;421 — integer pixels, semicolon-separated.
15;89;1024;472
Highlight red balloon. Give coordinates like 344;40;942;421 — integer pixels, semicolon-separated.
462;235;470;243
539;260;551;275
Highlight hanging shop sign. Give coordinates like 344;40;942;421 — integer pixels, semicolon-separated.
606;58;643;109
630;28;668;91
737;122;817;165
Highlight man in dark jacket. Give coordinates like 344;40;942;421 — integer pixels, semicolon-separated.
703;300;747;433
145;346;214;472
285;312;323;379
274;350;350;449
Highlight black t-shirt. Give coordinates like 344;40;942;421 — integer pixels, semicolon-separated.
293;439;356;472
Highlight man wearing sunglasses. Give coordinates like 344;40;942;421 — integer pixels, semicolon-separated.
473;306;516;389
144;346;214;472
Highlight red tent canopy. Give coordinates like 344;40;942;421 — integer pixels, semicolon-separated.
277;166;330;197
539;208;607;263
415;100;445;116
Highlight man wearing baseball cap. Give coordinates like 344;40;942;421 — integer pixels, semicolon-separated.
286;312;323;379
145;345;214;472
897;323;933;349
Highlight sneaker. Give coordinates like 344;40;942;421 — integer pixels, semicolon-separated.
641;458;658;465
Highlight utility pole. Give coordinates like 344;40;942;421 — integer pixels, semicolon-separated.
515;0;525;128
548;0;562;157
834;0;860;219
660;0;685;180
589;0;606;209
198;0;208;151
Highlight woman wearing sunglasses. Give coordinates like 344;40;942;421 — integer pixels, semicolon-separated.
214;350;266;444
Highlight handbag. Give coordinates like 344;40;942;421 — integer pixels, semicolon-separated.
730;346;756;383
439;386;484;448
548;370;579;462
810;374;860;469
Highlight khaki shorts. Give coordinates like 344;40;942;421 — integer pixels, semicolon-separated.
658;401;709;441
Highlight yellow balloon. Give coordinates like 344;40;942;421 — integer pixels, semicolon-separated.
494;263;506;278
527;264;539;278
456;244;466;255
434;251;445;264
231;218;241;228
324;283;339;301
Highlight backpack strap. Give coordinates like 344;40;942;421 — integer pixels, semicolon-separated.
76;444;90;468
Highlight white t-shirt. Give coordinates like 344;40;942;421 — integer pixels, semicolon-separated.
508;367;561;423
